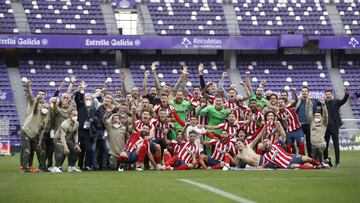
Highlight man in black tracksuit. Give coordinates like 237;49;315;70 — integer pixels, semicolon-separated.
74;89;97;170
323;88;349;167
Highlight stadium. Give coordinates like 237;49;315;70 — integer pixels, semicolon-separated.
0;0;359;202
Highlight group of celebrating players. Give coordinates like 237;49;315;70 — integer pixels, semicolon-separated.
19;62;349;172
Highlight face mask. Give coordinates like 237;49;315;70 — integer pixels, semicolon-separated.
314;118;321;123
85;100;92;107
41;108;48;114
71;116;78;122
113;123;121;129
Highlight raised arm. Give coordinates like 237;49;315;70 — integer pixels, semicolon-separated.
53;79;66;97
67;75;76;95
142;70;150;96
172;66;188;97
218;72;228;99
320;99;328;125
339;88;350;106
25;80;34;104
201;82;213;100
120;72;128;95
151;62;161;94
198;63;206;90
245;71;254;95
239;81;250;100
289;88;298;108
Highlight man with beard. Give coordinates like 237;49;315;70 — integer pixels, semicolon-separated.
245;71;267;109
137;98;155;118
113;89;125;108
118;124;157;171
142;69;161;106
295;87;318;157
169;91;193;132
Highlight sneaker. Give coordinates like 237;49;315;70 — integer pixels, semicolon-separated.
324;157;333;167
222;163;230;171
321;162;331;169
135;165;143;171
51;167;63;173
335;164;340;168
156;164;162;170
48;167;54;171
118;164;124;172
68;166;82;172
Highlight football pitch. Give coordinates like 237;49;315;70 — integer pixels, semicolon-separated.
0;151;359;203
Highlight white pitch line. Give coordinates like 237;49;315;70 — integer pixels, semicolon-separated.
178;179;256;203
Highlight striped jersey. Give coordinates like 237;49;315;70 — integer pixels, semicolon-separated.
177;141;200;164
263;144;293;168
150;118;174;138
209;138;236;161
123;132;147;153
276;106;301;132
243;110;263;134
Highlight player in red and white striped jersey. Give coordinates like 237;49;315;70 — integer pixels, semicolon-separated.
118;124;157;171
163;131;186;165
276;88;305;155
153;93;175;116
163;130;202;170
243;99;264;135
256;111;286;155
133;110;152;132
149;108;174;167
262;139;329;169
200;130;236;170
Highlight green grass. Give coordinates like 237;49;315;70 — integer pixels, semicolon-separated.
0;151;359;203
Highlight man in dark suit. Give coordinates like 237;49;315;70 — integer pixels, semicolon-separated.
323;88;349;167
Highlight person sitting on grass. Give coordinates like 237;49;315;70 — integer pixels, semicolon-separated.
118;124;157;171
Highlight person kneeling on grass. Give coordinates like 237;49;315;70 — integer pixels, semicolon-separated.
52;110;82;173
200;130;236;171
262;138;330;169
162;130;201;170
305;98;331;165
118;124;157;171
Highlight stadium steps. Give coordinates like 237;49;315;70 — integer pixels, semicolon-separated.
7;68;26;126
325;3;344;35
327;66;358;136
100;3;119;35
138;4;155;35
11;2;30;34
223;3;241;36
